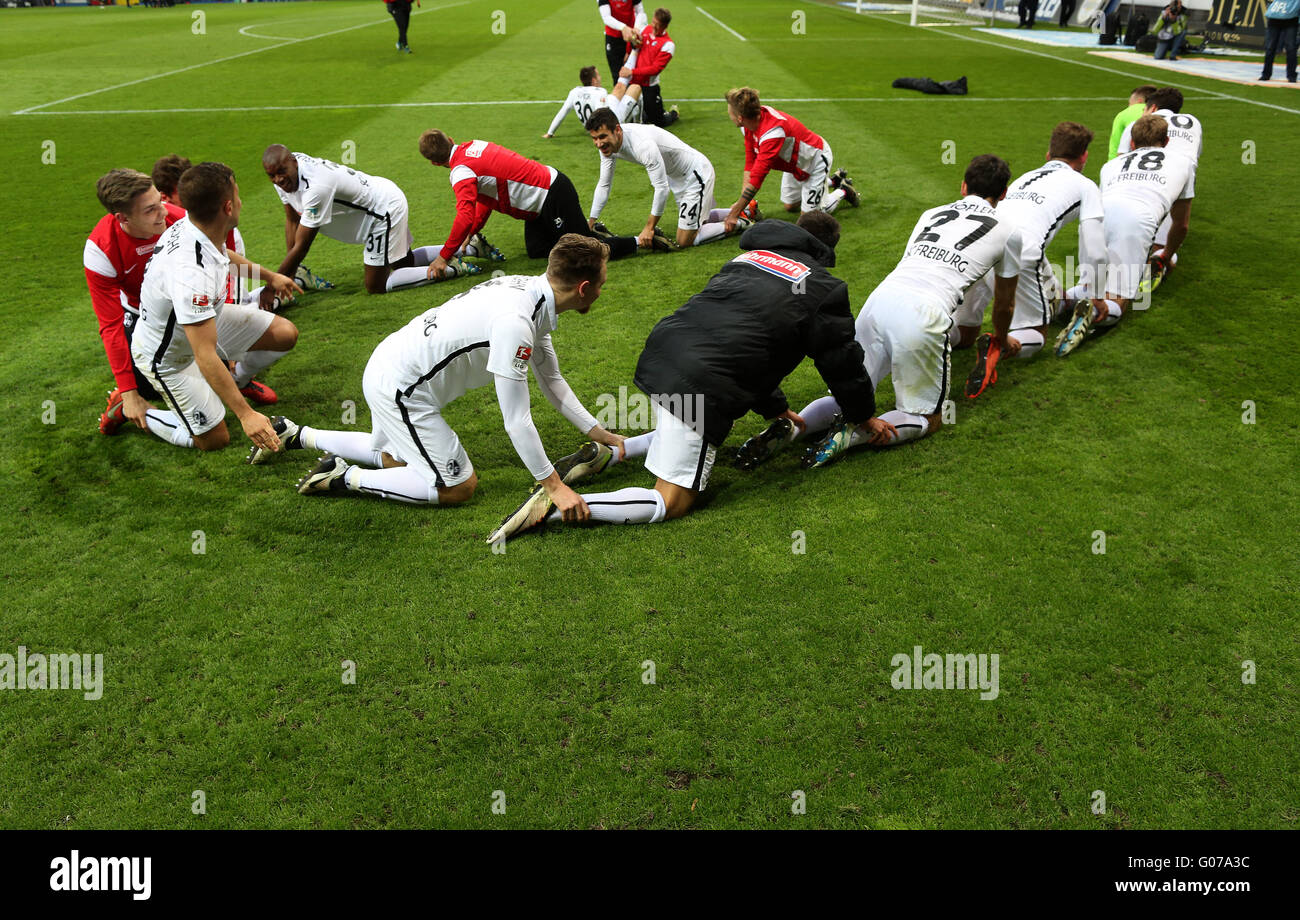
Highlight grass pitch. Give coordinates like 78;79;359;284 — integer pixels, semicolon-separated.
1;0;1297;829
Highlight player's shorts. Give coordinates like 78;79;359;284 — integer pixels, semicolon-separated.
674;160;717;232
1102;199;1159;300
779;140;834;212
361;180;415;268
856;281;953;417
136;304;275;437
645;404;715;492
362;342;473;489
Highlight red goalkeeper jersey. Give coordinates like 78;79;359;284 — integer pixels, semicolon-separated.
441;140;557;259
743;105;828;190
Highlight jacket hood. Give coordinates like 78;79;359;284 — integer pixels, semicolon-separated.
738;219;837;268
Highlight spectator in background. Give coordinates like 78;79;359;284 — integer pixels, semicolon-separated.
600;0;647;84
386;0;418;54
1260;0;1299;83
620;7;678;128
1059;0;1077;26
1018;0;1039;29
1108;85;1156;159
1151;1;1188;60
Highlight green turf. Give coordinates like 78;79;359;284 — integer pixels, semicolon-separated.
1;0;1296;829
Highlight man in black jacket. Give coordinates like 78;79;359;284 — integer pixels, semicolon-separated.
489;213;893;541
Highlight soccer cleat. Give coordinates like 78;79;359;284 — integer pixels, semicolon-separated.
734;215;754;233
442;257;482;280
734;417;798;471
246;416;301;465
839;176;860;207
555;441;614;485
1054;299;1095;358
466;231;506;262
829;168;848;190
663;105;680;127
294;265;335;291
590;220;614;240
296;453;350;495
742;199;762;222
485;484;555;545
651;226;681;252
802;416;854;469
239;379;278;405
964;333;1002;400
98;387;127;435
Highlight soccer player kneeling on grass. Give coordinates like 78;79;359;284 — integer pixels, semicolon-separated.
262;145;459;301
785;156;1023;467
249;235;625;511
585;107;747;251
544;65;643;138
488;213;886;542
721;86;860;234
1055;114;1193;357
959;122;1107;398
132;163;301;452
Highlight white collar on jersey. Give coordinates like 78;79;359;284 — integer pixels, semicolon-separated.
527;274;558;333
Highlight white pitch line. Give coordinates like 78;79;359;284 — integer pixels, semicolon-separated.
695;6;747;42
11;2;469;116
14;95;1226;117
855;9;1300;116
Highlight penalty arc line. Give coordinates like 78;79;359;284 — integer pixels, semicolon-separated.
11;1;471;116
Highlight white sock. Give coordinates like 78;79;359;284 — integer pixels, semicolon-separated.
345;465;438;504
796;395;843;437
612;431;654;465
233;350;286;388
144;409;194;448
386;265;436;292
821;188;846;214
551;487;665;524
1009;328;1044;358
411;245;439;267
1098;299;1123;327
707;208;729;222
692;223;728;245
301;427;384;467
241;285;266;305
879;410;930;445
1065;284;1088;301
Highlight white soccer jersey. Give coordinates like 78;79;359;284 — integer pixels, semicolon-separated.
1117;109;1202;195
882;195;1023;315
590;123;713;219
379;274;559;409
133;217;230;370
997;160;1104;262
274;153;403;245
547;86;634;136
1099;146;1196;222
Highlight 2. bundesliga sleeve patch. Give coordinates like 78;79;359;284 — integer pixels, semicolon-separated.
732;249;812;282
513;344;533;372
191;293;212;310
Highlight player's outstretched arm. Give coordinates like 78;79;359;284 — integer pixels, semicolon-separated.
277;223;319;281
495;372;590;521
228;251;303;311
182;318;280;452
282;203;301;253
806;281;878;424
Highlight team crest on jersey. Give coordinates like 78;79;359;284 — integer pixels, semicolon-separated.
513;345;532;372
732;250;811;282
193;410;208;427
306;206;319;219
446;459;461;477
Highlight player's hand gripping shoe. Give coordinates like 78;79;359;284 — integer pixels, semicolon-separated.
554;442;614;485
294;265;335;291
734;417;798;471
1054;299;1095;357
802;415;853;469
247;416;301;464
486;485;555;545
964;333;1002;399
98;387;127;435
441;257;482;280
296;453;350;495
651;227;681;252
